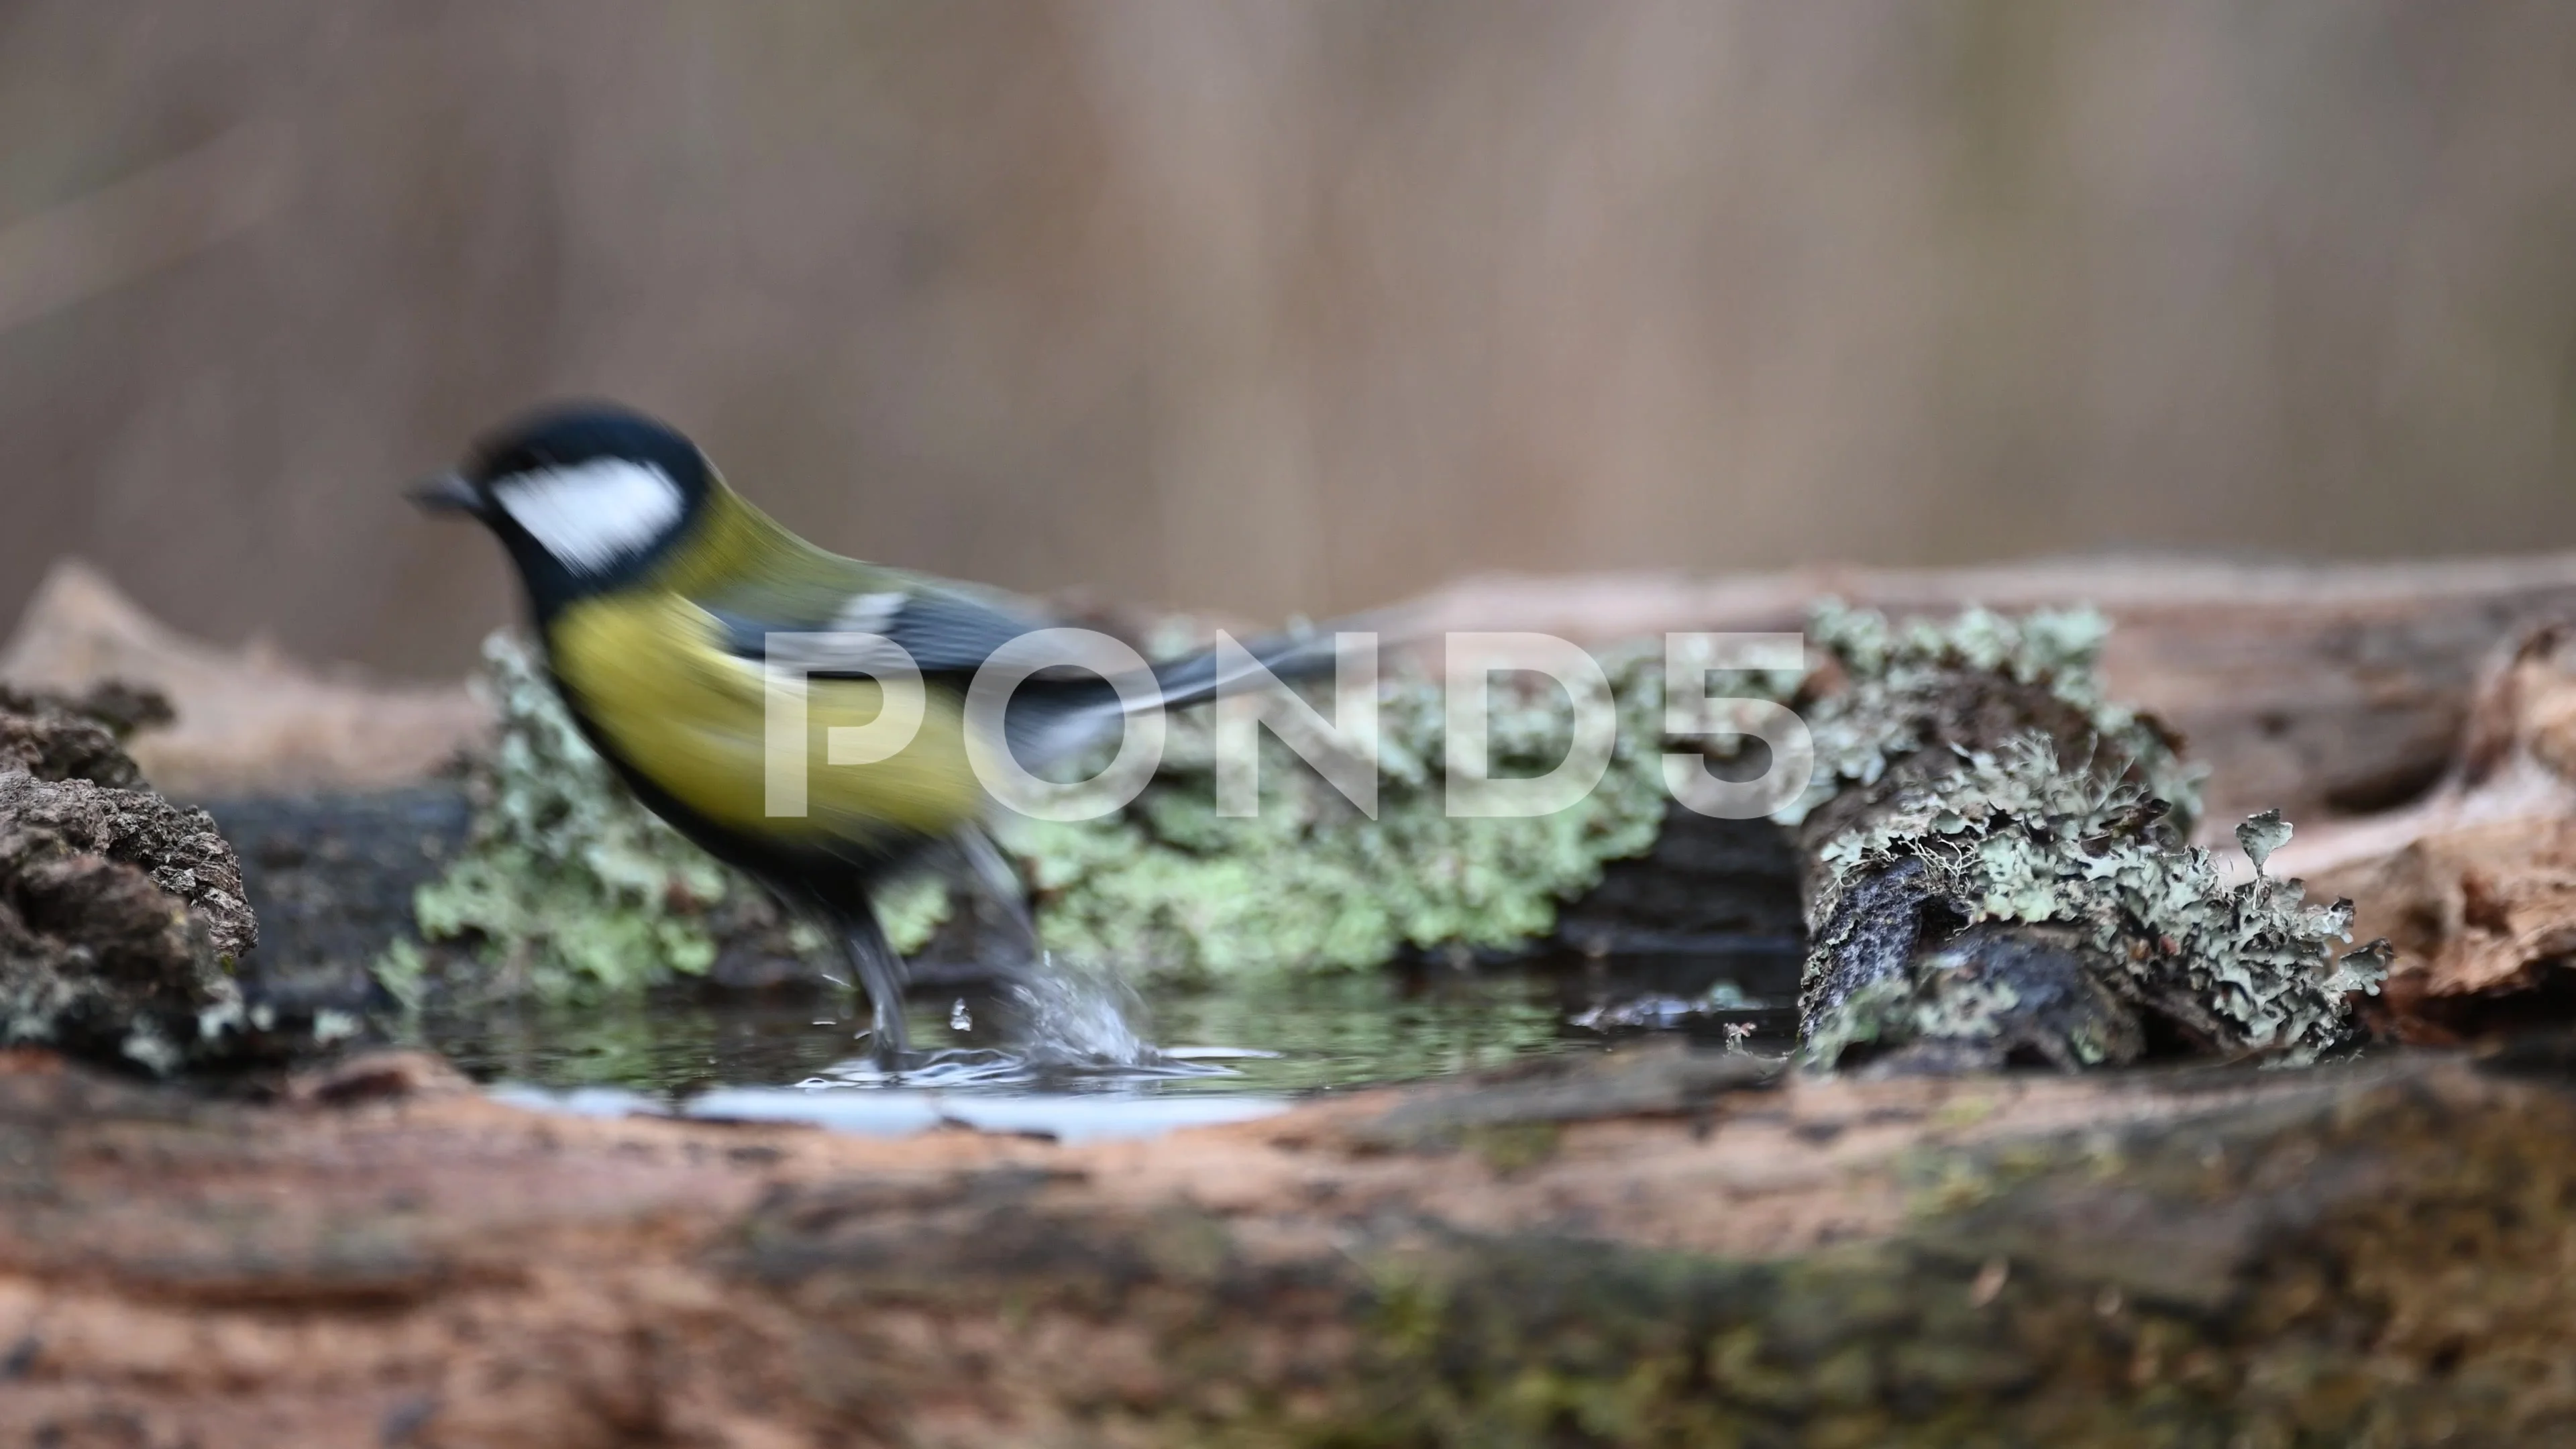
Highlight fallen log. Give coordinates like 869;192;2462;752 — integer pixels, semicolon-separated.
1408;553;2576;831
21;555;2576;1021
2;1040;2573;1446
1778;604;2383;1070
11;551;2575;839
0;561;490;798
2294;620;2576;1042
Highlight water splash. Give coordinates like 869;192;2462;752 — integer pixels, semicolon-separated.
1000;951;1155;1065
829;950;1204;1087
795;1046;1252;1093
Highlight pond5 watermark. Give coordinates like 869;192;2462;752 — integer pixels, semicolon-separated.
760;630;1815;822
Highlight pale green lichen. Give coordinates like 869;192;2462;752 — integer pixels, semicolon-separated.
1796;606;2386;1067
372;936;430;1012
414;602;2386;1059
411;630;1715;995
1783;600;2202;829
870;869;954;957
1001;645;1684;979
409;633;828;998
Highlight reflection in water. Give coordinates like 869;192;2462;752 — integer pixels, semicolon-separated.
414;949;1800;1102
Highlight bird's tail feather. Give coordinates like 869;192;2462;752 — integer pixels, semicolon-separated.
1132;622;1345;716
1004;610;1398;767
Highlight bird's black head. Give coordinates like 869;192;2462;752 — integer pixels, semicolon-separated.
414;402;716;617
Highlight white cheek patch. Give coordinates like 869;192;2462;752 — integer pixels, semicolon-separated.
491;459;686;574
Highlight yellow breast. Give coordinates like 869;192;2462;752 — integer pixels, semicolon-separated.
547;593;983;843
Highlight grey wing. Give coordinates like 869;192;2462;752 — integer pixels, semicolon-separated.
705;586;1126;765
704;584;1053;680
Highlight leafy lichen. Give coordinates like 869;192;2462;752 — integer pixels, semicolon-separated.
413;602;2390;1060
409;633;826;998
412;631;1706;994
1785;600;2201;829
1795;605;2387;1068
1004;647;1682;979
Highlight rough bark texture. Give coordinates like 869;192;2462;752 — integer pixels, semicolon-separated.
1770;609;2377;1073
8;561;2576;1441
2296;620;2576;1042
1790;668;2149;1071
3;1040;2575;1446
0;690;263;1073
0;682;171;791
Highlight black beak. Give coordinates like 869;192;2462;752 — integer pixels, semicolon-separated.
408;470;485;518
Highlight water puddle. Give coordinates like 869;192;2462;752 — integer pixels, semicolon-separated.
415;943;1801;1138
485;1081;1294;1144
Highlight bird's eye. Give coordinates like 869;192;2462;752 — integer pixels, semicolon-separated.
490;460;685;572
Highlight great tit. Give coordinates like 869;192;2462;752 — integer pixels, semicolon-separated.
413;401;1339;1055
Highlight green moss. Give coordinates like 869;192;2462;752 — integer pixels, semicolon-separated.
869;870;953;956
1462;1120;1565;1175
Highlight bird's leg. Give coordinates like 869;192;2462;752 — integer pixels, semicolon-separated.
948;826;1151;1065
957;825;1044;969
838;907;912;1067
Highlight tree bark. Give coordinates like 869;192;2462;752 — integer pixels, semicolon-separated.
3;1040;2574;1446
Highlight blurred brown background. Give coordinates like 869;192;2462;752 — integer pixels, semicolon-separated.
4;1;2575;681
